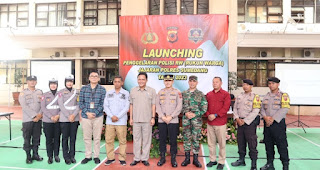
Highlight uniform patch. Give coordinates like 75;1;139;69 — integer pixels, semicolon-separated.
77;96;79;102
108;94;114;98
47;98;51;102
120;94;125;99
41;96;44;101
178;92;182;98
253;95;261;109
281;93;290;108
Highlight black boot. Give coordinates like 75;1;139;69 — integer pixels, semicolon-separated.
193;154;202;168
26;151;32;164
260;162;275;170
48;157;53;164
282;162;289;170
157;152;166;166
251;159;257;170
181;152;190;166
171;154;178;167
231;158;246;166
32;150;43;161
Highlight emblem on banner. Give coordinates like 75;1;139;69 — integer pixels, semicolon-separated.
167;26;178;43
141;28;158;44
188;28;203;43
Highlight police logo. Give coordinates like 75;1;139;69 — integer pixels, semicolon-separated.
167;26;178;43
188;28;203;43
108;94;114;98
141;28;158;44
120;94;125;99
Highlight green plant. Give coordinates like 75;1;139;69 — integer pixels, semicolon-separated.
226;119;237;145
14;68;24;91
228;71;238;93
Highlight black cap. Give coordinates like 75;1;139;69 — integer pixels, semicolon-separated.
163;74;174;81
189;75;198;81
26;75;37;81
243;79;253;85
267;77;280;83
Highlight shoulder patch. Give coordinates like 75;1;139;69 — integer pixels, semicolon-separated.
281;93;290;109
253;94;261;109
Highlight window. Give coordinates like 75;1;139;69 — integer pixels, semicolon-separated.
36;2;76;27
82;59;118;85
181;0;194;14
291;0;320;23
237;60;277;87
150;0;160;15
84;0;121;26
165;0;177;15
0;4;28;27
238;0;282;23
197;0;209;14
0;60;27;85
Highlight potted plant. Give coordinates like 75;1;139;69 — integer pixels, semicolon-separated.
12;68;25;105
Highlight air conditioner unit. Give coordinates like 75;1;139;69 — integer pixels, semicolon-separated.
304;49;314;57
89;50;99;57
54;51;65;57
259;51;271;57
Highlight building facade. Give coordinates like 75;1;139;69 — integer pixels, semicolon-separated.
1;0;317;115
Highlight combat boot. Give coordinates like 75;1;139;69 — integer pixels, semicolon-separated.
193;154;202;168
181;152;190;166
157;152;166;166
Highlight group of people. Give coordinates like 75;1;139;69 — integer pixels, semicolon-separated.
19;71;290;170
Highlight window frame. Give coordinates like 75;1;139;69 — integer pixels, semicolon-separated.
83;0;121;26
237;60;277;87
35;2;76;27
238;0;283;23
0;3;29;28
82;59;119;85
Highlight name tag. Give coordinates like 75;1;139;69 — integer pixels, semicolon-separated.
90;102;95;109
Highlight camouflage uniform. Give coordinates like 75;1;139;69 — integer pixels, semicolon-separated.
182;89;207;154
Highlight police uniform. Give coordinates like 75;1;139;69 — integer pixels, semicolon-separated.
41;78;61;164
18;75;43;163
181;75;208;168
260;77;290;170
231;79;261;170
156;75;182;167
57;75;80;164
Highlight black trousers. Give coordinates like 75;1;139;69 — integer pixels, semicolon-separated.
60;121;79;160
158;123;179;155
43;122;61;158
264;119;289;163
237;122;258;160
22;121;42;155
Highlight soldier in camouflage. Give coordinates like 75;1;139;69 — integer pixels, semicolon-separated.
181;75;208;168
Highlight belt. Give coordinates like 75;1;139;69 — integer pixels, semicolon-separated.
65;106;76;110
46;105;59;109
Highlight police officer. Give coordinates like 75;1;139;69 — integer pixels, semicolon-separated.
231;79;261;170
41;78;61;164
58;75;80;165
19;75;43;164
260;77;290;170
181;75;208;168
156;75;182;167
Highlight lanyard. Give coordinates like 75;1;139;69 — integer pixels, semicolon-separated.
90;86;97;102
